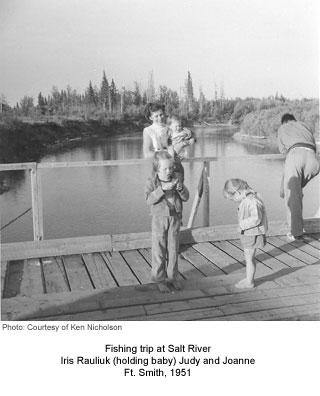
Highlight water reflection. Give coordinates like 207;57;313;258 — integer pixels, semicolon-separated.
1;126;319;243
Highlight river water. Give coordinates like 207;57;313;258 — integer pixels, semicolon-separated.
1;126;319;243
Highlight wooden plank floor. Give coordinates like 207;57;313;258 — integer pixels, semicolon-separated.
1;233;319;321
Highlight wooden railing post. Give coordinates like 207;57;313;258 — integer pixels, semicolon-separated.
187;161;211;229
187;169;203;229
30;164;44;241
202;161;210;227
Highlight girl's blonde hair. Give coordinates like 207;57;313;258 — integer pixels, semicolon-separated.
152;151;174;176
223;179;251;198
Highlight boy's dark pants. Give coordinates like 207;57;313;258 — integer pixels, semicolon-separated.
151;215;181;283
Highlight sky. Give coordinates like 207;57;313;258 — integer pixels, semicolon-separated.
0;0;319;106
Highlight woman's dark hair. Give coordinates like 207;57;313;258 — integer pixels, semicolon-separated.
145;102;166;121
281;113;296;124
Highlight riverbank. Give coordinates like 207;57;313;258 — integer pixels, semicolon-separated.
239;103;319;148
233;130;320;151
232;131;278;150
0;118;143;164
0;117;241;165
193;120;238;128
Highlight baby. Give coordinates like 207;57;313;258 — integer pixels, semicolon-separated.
167;115;196;160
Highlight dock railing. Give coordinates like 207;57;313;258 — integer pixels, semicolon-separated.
0;154;286;242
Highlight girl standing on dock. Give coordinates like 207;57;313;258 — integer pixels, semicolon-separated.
223;179;268;289
145;151;189;293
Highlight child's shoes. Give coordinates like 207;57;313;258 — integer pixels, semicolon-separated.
286;232;303;242
157;281;172;293
170;279;184;291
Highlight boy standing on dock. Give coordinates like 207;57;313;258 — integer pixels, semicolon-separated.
145;151;189;293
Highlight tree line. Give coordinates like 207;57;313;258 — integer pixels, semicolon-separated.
0;70;318;139
0;70;304;123
0;68;318;165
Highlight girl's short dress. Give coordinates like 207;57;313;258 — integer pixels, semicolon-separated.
240;234;266;249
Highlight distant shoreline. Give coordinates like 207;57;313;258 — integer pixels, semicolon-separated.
0;117;240;162
233;130;320;151
0;118;143;164
232;131;278;149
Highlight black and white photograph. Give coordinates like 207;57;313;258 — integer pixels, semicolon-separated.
0;0;319;392
1;0;319;321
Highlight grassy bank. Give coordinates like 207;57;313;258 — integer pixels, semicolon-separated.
0;118;142;164
238;101;319;145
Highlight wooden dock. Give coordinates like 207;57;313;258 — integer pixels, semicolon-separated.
1;156;319;321
2;224;319;321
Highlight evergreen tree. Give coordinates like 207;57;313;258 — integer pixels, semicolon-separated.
37;92;46;115
214;81;218;101
93;85;99;105
0;94;9;114
133;82;142;106
279;94;286;103
20;96;34;116
66;85;74;113
100;70;109;111
47;96;53;115
123;89;133;107
146;70;155;102
60;89;68;112
185;71;194;113
37;92;45;107
86;81;96;105
142;91;148;105
110;79;117;110
168;89;179;108
50;86;62;113
159;85;169;105
198;88;206;118
120;87;126;114
219;81;225;101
